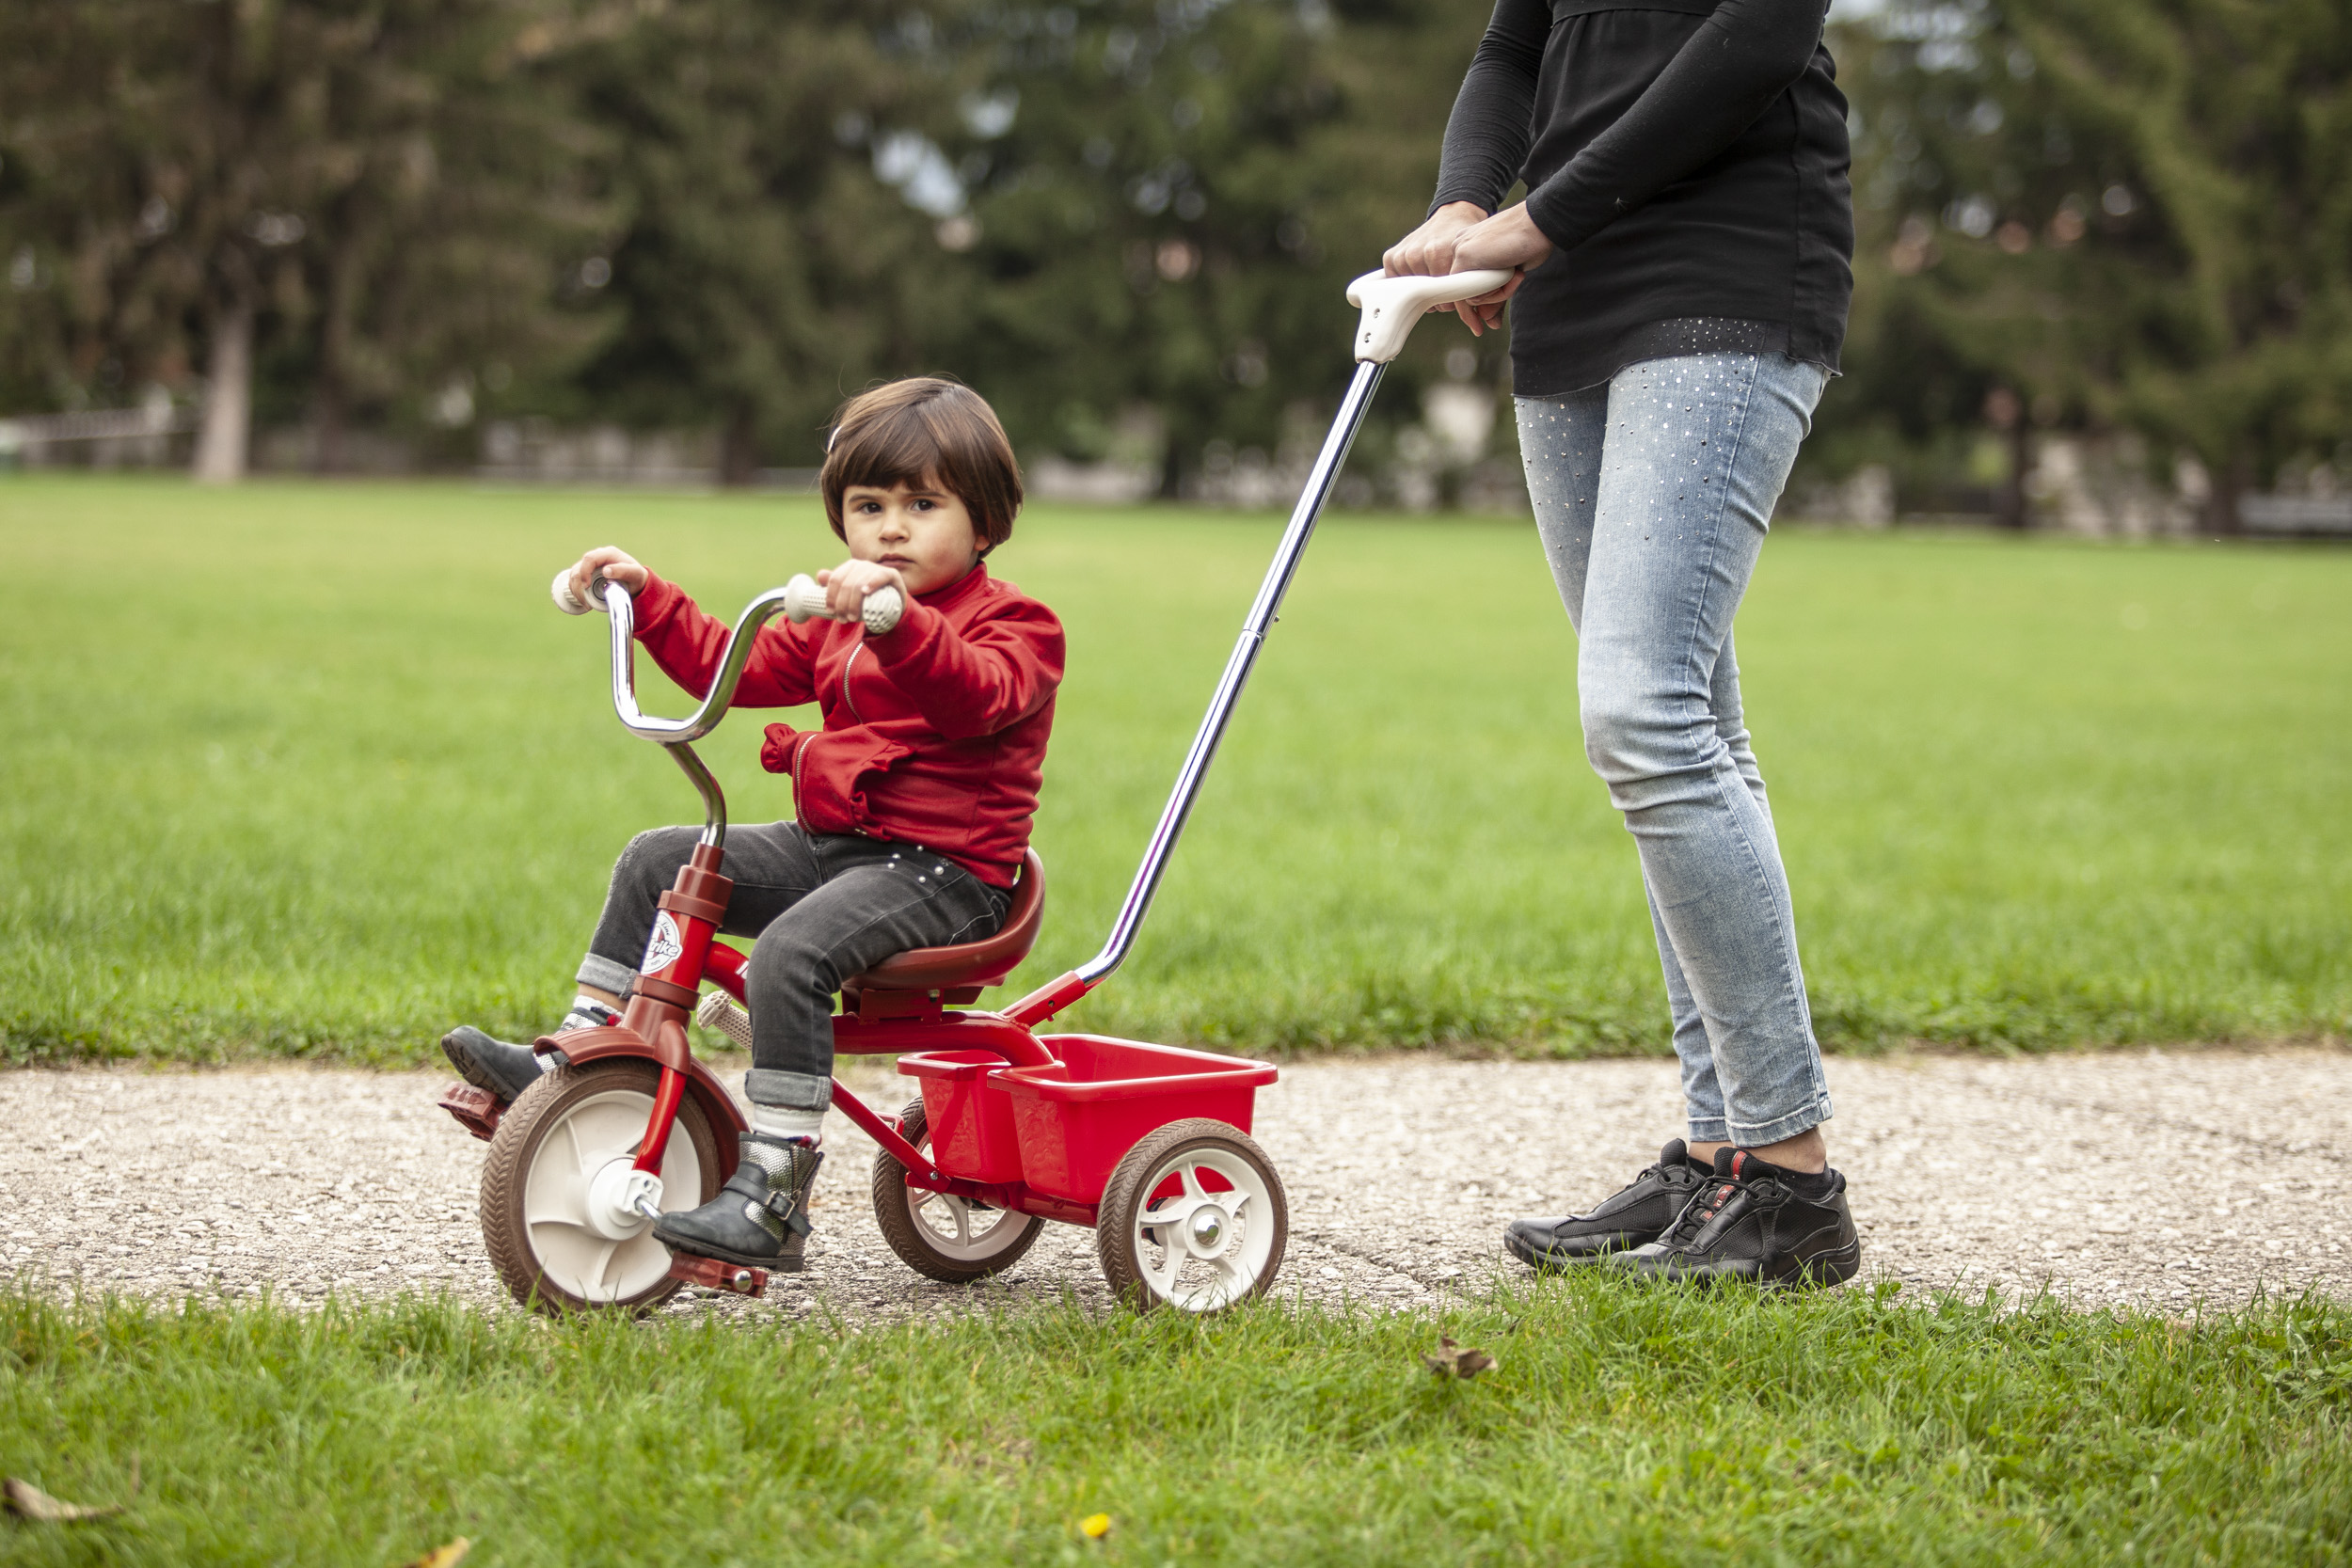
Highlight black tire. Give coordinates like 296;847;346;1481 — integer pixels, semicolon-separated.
1096;1118;1287;1314
480;1059;727;1316
871;1099;1044;1283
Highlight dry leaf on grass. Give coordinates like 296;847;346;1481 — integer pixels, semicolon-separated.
401;1539;471;1568
1422;1336;1498;1380
3;1478;127;1523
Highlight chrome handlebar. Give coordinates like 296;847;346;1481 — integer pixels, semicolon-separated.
597;576;798;745
592;576;802;852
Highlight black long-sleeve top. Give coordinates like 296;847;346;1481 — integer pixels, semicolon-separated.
1431;0;1854;396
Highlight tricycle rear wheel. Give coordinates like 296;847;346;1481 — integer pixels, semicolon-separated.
871;1099;1044;1283
1096;1118;1286;1313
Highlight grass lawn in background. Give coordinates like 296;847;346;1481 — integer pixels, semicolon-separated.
2;1282;2347;1565
3;475;2347;1064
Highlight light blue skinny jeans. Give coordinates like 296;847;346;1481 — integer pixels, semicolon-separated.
1518;352;1833;1147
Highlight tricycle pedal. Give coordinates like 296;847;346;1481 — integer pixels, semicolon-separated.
665;1250;769;1297
437;1082;503;1142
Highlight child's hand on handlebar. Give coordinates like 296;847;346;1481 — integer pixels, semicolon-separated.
566;547;649;610
816;559;908;623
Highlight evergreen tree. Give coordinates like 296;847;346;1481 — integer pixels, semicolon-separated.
563;0;981;481
930;0;1496;489
1834;0;2352;527
0;0;600;480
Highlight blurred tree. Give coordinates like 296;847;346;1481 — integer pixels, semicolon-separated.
933;0;1494;491
1832;0;2352;529
563;0;979;482
0;0;601;480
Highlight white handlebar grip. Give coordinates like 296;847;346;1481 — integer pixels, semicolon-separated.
783;573;903;633
781;573;829;624
551;568;590;615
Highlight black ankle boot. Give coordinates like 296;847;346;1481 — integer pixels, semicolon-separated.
440;1025;551;1105
654;1133;823;1273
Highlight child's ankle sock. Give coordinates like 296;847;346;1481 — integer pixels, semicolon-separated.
749;1103;826;1147
558;996;619;1034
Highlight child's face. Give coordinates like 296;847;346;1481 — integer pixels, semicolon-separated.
840;475;984;595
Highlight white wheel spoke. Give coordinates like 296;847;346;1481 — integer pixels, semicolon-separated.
1178;1164;1206;1202
512;1083;691;1304
525;1186;591;1228
1141;1233;1187;1296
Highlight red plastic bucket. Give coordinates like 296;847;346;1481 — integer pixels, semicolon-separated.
898;1037;1278;1204
895;1049;1027;1183
999;1036;1277;1204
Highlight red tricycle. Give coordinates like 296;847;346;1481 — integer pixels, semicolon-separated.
435;263;1511;1317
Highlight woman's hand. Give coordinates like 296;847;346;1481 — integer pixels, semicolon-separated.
816;559;910;623
1384;200;1489;277
566;546;648;609
1383;200;1550;336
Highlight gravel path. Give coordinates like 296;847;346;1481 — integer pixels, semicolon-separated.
6;1049;2344;1320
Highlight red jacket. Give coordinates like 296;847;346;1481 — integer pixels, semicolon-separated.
631;564;1062;887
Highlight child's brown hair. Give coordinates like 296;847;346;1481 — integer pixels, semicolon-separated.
820;377;1024;555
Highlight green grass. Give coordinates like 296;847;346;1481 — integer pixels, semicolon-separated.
3;475;2348;1063
2;1281;2347;1565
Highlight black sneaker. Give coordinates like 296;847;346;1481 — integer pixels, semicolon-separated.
653;1133;822;1273
1504;1139;1713;1270
439;1025;553;1105
1611;1147;1861;1290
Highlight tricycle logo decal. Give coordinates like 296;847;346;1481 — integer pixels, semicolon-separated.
640;912;684;974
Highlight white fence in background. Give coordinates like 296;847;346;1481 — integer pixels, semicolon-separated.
0;393;194;467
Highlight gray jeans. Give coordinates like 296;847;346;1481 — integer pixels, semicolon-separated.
579;823;1008;1112
1518;353;1833;1147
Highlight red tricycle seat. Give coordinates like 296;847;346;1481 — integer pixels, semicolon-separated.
840;847;1044;1015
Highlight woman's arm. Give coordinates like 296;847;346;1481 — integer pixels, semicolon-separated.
1524;0;1829;255
1430;0;1551;221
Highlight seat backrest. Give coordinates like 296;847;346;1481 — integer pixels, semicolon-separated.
841;847;1045;993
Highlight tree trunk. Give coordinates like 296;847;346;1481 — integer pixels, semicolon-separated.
192;293;255;483
1995;421;2031;529
719;403;759;487
312;375;347;475
2203;448;2251;535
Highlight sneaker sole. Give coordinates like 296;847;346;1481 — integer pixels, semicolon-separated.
1608;1238;1864;1291
1504;1227;1647;1272
440;1034;515;1104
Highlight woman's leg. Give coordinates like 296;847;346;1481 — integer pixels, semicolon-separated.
1518;385;1726;1142
1574;353;1832;1153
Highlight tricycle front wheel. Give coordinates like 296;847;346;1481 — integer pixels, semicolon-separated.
1096;1118;1287;1313
478;1060;727;1316
871;1099;1044;1283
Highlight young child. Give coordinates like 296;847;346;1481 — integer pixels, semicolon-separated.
441;376;1063;1273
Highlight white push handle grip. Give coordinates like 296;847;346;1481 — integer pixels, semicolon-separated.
1345;268;1514;363
783;572;903;635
